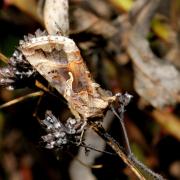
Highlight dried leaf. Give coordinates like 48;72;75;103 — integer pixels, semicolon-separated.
4;0;42;23
166;44;180;68
44;0;69;35
152;110;180;140
128;0;180;108
70;8;117;38
81;0;113;19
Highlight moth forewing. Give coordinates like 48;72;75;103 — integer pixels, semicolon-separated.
20;34;116;120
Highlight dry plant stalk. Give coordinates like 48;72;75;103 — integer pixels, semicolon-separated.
44;0;69;35
90;122;165;180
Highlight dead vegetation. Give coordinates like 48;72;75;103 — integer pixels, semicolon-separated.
0;0;179;179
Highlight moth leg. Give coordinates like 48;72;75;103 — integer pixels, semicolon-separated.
76;121;87;146
76;129;84;146
63;118;86;146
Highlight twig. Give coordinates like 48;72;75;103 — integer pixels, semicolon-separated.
89;121;146;179
0;91;43;109
0;52;8;64
78;142;116;156
111;105;132;155
132;0;162;35
129;0;149;23
89;121;165;180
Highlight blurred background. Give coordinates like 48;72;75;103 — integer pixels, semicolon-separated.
0;0;180;179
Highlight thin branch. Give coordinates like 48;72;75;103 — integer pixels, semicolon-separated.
0;52;8;64
111;105;132;155
129;0;149;23
89;121;146;179
88;121;165;180
0;91;43;109
133;0;162;36
79;142;116;156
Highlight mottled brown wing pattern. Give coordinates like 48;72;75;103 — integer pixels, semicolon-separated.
19;31;115;120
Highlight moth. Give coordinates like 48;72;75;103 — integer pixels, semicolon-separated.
0;29;165;179
17;29;116;121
